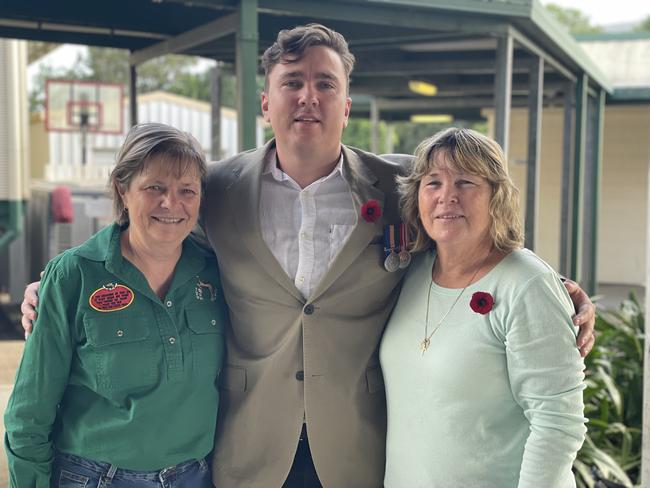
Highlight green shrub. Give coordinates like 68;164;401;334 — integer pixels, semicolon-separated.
575;293;644;488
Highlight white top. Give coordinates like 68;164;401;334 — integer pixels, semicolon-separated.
380;248;587;488
260;150;356;298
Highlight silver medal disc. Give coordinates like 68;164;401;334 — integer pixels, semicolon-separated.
384;251;400;272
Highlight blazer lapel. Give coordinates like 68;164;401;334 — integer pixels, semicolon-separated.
310;147;385;301
226;141;304;302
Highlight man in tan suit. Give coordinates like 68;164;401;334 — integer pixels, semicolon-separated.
21;23;595;488
202;24;408;488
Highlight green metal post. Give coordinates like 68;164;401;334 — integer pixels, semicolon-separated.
129;63;138;127
570;74;588;281
236;0;258;151
587;89;606;295
494;34;513;157
0;200;25;252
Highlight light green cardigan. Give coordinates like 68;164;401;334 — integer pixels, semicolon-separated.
380;248;586;488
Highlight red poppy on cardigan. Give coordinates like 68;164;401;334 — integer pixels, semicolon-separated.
360;199;382;223
470;291;494;314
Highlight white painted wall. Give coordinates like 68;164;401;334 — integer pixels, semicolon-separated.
37;90;266;183
487;104;650;286
0;39;29;201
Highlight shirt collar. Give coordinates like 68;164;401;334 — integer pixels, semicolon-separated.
263;148;347;184
74;222;207;284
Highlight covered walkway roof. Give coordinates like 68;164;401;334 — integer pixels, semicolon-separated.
0;0;612;291
1;0;611;118
576;32;650;103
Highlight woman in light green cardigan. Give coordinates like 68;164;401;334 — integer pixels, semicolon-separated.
380;127;586;487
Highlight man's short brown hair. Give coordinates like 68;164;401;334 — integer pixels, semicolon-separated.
261;23;355;91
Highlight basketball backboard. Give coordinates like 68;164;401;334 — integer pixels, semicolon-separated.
45;80;124;134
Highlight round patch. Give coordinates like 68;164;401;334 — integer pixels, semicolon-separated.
89;283;134;312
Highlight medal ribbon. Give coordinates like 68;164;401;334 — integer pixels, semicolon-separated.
383;224;397;258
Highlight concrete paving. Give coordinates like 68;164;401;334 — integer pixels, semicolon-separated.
0;341;25;488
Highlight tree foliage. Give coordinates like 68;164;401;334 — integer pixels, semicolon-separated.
633;15;650;32
337;119;487;156
27;41;60;63
545;4;603;34
29;44;238;112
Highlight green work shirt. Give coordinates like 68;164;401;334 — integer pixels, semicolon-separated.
4;223;227;488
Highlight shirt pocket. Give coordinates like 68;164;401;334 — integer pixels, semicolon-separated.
82;313;158;393
329;223;355;265
186;307;225;380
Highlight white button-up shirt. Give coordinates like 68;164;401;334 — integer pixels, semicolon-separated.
260;151;357;299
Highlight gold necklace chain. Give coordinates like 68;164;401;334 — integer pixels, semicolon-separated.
420;249;492;355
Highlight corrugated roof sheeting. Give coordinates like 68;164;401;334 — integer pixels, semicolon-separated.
578;37;650;89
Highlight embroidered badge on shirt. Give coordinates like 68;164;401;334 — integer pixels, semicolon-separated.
89;283;135;312
195;278;217;302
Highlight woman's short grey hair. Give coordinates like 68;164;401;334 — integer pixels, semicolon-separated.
109;123;208;225
398;127;524;253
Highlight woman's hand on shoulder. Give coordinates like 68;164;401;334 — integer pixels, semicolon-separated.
21;281;41;338
563;278;595;357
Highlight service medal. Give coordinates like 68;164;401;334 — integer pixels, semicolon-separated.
384;251;400;272
398;250;411;268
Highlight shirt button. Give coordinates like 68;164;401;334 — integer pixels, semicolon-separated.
299;276;305;283
300;232;307;239
296;371;304;381
166;300;173;307
211;319;217;326
304;304;314;315
169;337;176;345
116;330;124;337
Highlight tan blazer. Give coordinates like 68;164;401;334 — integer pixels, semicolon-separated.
203;140;409;488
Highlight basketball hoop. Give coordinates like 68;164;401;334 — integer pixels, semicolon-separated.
46;80;124;166
46;80;123;135
67;100;102;132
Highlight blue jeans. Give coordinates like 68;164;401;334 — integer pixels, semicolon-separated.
51;452;213;488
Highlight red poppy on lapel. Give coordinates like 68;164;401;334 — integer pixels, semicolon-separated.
470;292;494;314
361;199;382;223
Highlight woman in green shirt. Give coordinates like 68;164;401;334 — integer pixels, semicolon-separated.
4;123;227;487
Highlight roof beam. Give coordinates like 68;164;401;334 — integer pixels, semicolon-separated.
130;12;238;65
0;18;169;40
375;97;494;110
507;25;576;82
257;0;504;33
352;81;568;97
354;59;530;77
367;96;560;112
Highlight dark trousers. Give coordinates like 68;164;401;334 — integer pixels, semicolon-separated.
282;425;323;488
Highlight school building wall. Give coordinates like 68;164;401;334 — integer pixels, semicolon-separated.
487;105;650;287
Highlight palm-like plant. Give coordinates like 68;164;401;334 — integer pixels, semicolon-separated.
574;293;644;488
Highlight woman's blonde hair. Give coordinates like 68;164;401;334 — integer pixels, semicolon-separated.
398;127;524;253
